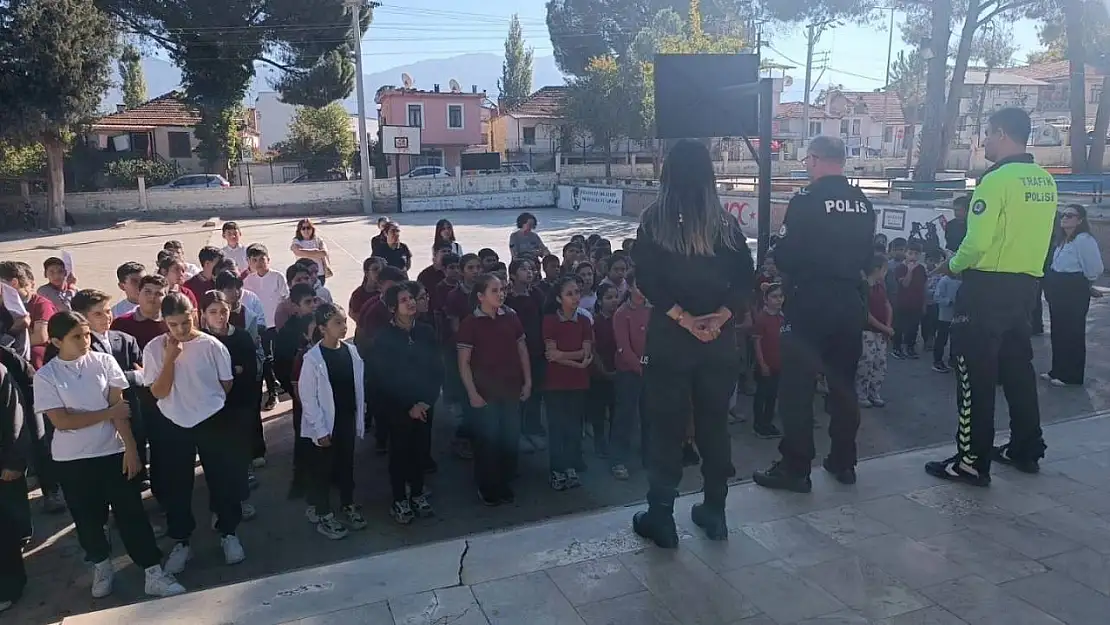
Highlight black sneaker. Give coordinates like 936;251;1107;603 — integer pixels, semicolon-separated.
499;486;516;504
632;510;679;549
925;455;991;487
682;442;701;467
932;362;951;373
906;348;920;359
478;489;501;507
752;423;783;439
691;503;728;541
263;393;278;411
822;457;857;485
753;461;812;493
993;444;1040;474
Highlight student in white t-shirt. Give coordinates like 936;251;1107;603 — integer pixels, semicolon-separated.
220;222;249;273
34;311;184;600
143;292;244;574
243;244;289;410
0;266;30;359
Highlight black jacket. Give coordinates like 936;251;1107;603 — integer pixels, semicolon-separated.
210;329;260;412
0;361;33;473
775;175;876;287
368;321;443;411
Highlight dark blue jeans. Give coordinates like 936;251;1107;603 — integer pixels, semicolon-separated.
546;390;586;473
612;371;644;464
473;399;521;495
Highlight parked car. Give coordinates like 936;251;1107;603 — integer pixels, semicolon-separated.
501;162;534;173
150;174;231;190
289;171;349;183
404;166;452;179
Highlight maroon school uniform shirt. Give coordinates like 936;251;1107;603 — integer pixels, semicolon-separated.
26;293;57;369
110;311;168;349
431;278;459;343
613;300;649;373
172;285;199;310
184;274;214;301
504;286;545;359
868;282;891;327
542;310;594;391
592;311;617;373
349;286;378;321
894;263;927;311
356;295;391;341
416;265;446;294
444;284;474;345
456;306;526;401
752;309;784;374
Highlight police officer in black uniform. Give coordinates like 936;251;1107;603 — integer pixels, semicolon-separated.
753;135;876;493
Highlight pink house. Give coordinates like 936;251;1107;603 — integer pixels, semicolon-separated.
376;84;491;175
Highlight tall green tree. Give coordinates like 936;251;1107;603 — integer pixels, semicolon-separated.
118;43;147;109
968;24;1018;140
563;56;635;178
272;102;357;174
0;0;118;227
888;50;927;169
498;14;534;109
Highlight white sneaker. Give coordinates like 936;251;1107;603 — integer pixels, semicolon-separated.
164;542;191;575
341;504;368;530
144;565;186;597
91;559;114;598
241;501;257;521
305;506;320;524
221;534;245;565
316;514;349;540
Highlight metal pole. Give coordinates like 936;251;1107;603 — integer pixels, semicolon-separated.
801;24;815;153
395;154;402;213
350;1;373;214
757;77;774;266
880;8;895;158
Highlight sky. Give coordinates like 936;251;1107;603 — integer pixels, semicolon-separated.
366;0;1047;100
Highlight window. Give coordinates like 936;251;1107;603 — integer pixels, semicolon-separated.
1092;84;1103;104
167;131;192;159
522;127;537;145
407;104;423;128
851;119;861;136
883;126;893;143
447;104;463;129
808;121;823;137
840;120;850;135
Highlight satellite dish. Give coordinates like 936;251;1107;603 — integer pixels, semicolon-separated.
449;79;461;93
401;73;414;89
783;75;794;88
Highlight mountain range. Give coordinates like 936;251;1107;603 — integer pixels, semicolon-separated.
101;53;567;115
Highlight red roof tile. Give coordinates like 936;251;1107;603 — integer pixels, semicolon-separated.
835;91;906;125
93;91;201;130
777;101;835;119
502;86;568;118
1009;60;1101;81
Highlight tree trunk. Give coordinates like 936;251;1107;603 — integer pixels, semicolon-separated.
974;67;993;143
42;134;66;229
1065;0;1089;172
604;135;613;179
1088;75;1110;172
904;123;917;170
914;0;953;181
933;0;981;177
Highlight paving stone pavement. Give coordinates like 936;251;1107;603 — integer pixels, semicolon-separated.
3;210;1110;624
56;412;1110;625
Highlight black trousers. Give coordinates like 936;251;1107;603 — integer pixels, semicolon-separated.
290;400;311;492
778;287;865;475
0;476;29;603
612;371;645;464
1045;271;1091;385
951;271;1044;472
31;419;58;497
893;306;923;351
388;406;430;502
160;415;245;539
473;399;521;495
305;425;356;517
753;372;780;428
55;453;161;567
587;378;615;454
521;356;546;436
643;355;736;511
261;327;279;396
933;320;952;364
546;390;585;474
921;304;939;344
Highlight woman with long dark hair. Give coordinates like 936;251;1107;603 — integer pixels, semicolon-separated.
434;219;464;257
290;219;332;283
1042;204;1104;387
630;139;754;548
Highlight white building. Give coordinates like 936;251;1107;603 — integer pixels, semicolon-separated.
956;70;1046;146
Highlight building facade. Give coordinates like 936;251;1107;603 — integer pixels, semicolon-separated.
375;84;491;175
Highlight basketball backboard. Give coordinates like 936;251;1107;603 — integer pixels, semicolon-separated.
382;125;422;156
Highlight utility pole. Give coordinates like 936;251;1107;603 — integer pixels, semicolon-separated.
880;8;895;158
348;0;376;214
801;24;816;153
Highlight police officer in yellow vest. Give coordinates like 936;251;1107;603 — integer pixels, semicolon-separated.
926;108;1057;487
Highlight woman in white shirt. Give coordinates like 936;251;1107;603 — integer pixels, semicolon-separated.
290;219;332;284
1043;204;1105;387
143;292;244;574
34;311;184;599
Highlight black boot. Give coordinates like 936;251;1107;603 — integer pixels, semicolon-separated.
691;503;728;541
752;460;812;493
633;508;679;549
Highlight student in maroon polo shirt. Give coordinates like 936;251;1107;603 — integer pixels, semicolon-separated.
542;275;594;491
110;275;169;350
156;253;198;310
348;257;385;319
751;282;786;439
184;246;225;298
457;274;531;506
354;265;407;455
504;258;546;448
588;282;620;462
416;244;451;295
444;253;482;457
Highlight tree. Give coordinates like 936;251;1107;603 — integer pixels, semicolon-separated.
813;83;845;107
888;50;927;169
273;49;356;109
272;103;356;175
499;14;534;109
968;24;1018;141
0;0;118;227
563;56;635;178
118;43;147;109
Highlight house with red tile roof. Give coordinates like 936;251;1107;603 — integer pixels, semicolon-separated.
775;90;908;158
1007;61;1104;128
490;86;569;157
87;91;260;173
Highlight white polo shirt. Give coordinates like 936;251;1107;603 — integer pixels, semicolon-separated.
34;351;129;462
143;332;233;428
243;270;289;328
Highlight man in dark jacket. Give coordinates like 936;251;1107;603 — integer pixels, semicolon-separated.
0;359;38;611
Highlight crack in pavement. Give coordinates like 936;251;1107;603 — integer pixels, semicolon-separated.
454;539;471;587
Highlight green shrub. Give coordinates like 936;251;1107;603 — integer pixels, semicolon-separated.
102;158;182;188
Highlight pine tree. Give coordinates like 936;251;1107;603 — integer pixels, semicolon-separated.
498;14;534;109
119;44;148;109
